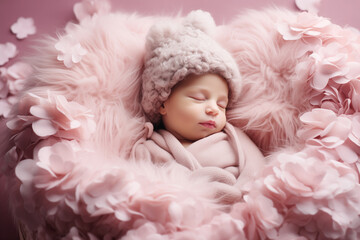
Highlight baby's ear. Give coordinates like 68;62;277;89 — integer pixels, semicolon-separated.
159;104;166;115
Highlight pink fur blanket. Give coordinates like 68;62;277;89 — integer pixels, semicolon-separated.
1;5;360;240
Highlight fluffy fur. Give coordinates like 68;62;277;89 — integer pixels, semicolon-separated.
23;13;155;158
217;8;313;154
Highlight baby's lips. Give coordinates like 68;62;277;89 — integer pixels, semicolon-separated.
199;120;216;129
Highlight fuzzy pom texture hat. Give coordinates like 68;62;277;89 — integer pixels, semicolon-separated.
141;10;242;124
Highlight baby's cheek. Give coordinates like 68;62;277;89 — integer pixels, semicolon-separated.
219;113;227;127
173;105;193;119
181;109;199;121
181;102;201;112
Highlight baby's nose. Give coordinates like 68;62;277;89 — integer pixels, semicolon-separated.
205;102;219;115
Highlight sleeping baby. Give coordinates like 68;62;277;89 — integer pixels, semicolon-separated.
139;10;265;204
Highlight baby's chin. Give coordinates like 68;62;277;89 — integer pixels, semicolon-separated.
188;130;222;141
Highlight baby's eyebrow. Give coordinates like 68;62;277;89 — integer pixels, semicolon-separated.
187;87;229;99
187;88;207;95
218;94;229;101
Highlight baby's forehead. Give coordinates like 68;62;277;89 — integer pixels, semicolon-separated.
176;73;229;94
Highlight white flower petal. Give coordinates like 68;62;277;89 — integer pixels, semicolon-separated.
295;0;322;14
336;145;358;164
30;105;51;119
0;42;17;66
32;119;57;137
10;17;36;39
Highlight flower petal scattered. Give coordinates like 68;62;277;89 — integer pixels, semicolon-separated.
0;99;13;118
73;0;111;22
298;108;351;148
55;35;88;68
0;42;17;66
0;68;9;99
295;0;322;14
257;149;360;239
14;139;92;230
10;17;36;39
3;62;32;95
277;12;331;42
0;62;32;118
6;91;96;141
298;108;360;169
310;42;352;90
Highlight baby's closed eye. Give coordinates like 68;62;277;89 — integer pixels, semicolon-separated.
217;100;227;109
189;93;206;101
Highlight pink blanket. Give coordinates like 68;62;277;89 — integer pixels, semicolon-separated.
136;122;265;203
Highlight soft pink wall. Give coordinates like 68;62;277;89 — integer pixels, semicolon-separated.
0;0;359;239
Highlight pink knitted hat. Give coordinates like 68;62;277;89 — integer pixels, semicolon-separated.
141;10;242;124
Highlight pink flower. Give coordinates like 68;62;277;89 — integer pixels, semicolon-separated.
1;62;32;95
277;152;356;199
327;25;360;50
298;108;351;148
62;227;99;240
349;115;360;141
310;42;359;90
309;85;352;115
0;62;32;118
35;141;79;180
123;213;246;240
14;139;93;233
230;193;283;239
10;17;36;39
130;183;213;230
295;0;322;14
309;75;360;115
121;222;165;240
0;100;11;118
80;161;219;237
0;96;17;118
73;0;111;22
261;149;360;239
0;42;17;66
17;140;86;200
0;68;9;98
82;168;141;223
276;223;308;240
277;12;331;42
2;146;20;174
55;35;87;68
176;213;246;240
6;92;96;141
298;108;360;165
350;80;360;112
202;213;245;240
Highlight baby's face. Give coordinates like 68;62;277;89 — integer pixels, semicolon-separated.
159;73;228;144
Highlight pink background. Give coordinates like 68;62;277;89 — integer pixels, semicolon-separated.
0;0;359;239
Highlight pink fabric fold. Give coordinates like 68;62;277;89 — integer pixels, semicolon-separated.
139;122;265;189
145;123;242;176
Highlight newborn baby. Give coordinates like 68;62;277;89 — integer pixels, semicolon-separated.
139;10;265;204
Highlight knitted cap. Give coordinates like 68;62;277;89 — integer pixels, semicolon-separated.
141;10;242;124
